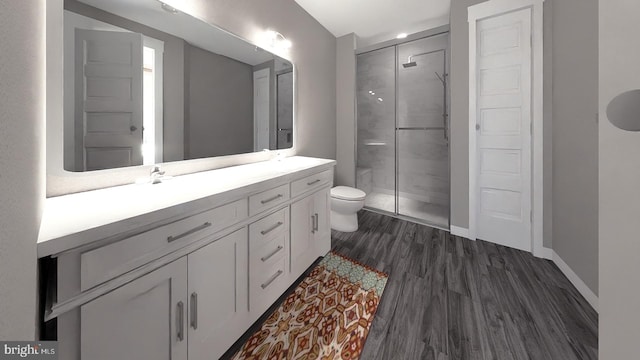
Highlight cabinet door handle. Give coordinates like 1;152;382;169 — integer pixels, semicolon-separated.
176;301;184;341
311;215;316;234
261;270;284;289
260;221;283;236
314;213;319;232
260;194;283;204
167;222;212;243
190;292;198;330
261;245;284;262
307;179;321;186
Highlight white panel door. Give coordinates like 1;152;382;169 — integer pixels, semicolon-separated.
187;228;249;360
253;68;270;151
75;29;143;171
80;258;188;360
475;9;532;251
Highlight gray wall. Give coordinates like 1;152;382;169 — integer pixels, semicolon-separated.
449;0;484;231
551;0;598;295
186;44;253;158
0;0;44;339
599;0;640;356
335;34;357;186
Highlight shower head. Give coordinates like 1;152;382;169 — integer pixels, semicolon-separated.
402;61;417;68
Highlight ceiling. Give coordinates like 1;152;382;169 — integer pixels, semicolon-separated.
294;0;450;46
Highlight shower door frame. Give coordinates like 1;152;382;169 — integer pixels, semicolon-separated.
355;26;452;231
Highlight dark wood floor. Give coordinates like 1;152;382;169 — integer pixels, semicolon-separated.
223;210;598;359
332;211;598;360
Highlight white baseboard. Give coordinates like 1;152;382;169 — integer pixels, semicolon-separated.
551;250;599;313
450;225;471;240
541;247;554;260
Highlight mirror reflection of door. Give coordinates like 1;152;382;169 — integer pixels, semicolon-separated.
253;68;270;152
141;38;164;166
68;10;165;172
75;29;144;171
276;70;293;149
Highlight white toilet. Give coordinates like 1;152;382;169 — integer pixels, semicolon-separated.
330;186;366;232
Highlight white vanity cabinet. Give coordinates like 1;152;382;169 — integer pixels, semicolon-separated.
39;157;335;360
79;228;249;360
80;257;188;360
187;228;249;360
291;188;331;276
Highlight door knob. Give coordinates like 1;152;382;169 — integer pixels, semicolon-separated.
130;125;138;132
475;124;480;131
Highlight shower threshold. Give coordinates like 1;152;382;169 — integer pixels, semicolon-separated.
363;191;449;230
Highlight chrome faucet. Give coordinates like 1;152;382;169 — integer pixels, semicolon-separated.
150;166;165;184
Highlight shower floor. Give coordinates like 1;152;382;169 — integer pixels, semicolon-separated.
364;191;449;229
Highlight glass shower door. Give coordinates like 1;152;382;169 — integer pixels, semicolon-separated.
356;47;396;214
396;36;450;228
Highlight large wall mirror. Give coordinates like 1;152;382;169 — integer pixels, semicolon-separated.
61;0;294;172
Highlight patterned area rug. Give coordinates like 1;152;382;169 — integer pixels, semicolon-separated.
231;252;388;360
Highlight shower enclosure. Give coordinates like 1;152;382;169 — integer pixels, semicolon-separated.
356;32;450;229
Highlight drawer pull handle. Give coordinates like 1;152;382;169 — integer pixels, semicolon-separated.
261;245;284;262
260;221;284;236
176;301;184;341
190;292;198;330
311;215;316;234
167;222;212;243
260;194;283;204
307;179;321;186
314;213;319;232
261;270;284;289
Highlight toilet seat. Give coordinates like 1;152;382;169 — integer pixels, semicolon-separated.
331;186;366;201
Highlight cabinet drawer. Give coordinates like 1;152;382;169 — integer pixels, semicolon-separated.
250;233;286;275
291;169;332;198
80;199;248;291
249;208;288;248
250;255;288;315
249;184;290;216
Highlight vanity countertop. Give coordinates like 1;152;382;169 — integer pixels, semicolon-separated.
38;156;336;258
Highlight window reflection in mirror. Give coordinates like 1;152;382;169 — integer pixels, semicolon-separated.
63;0;293;172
